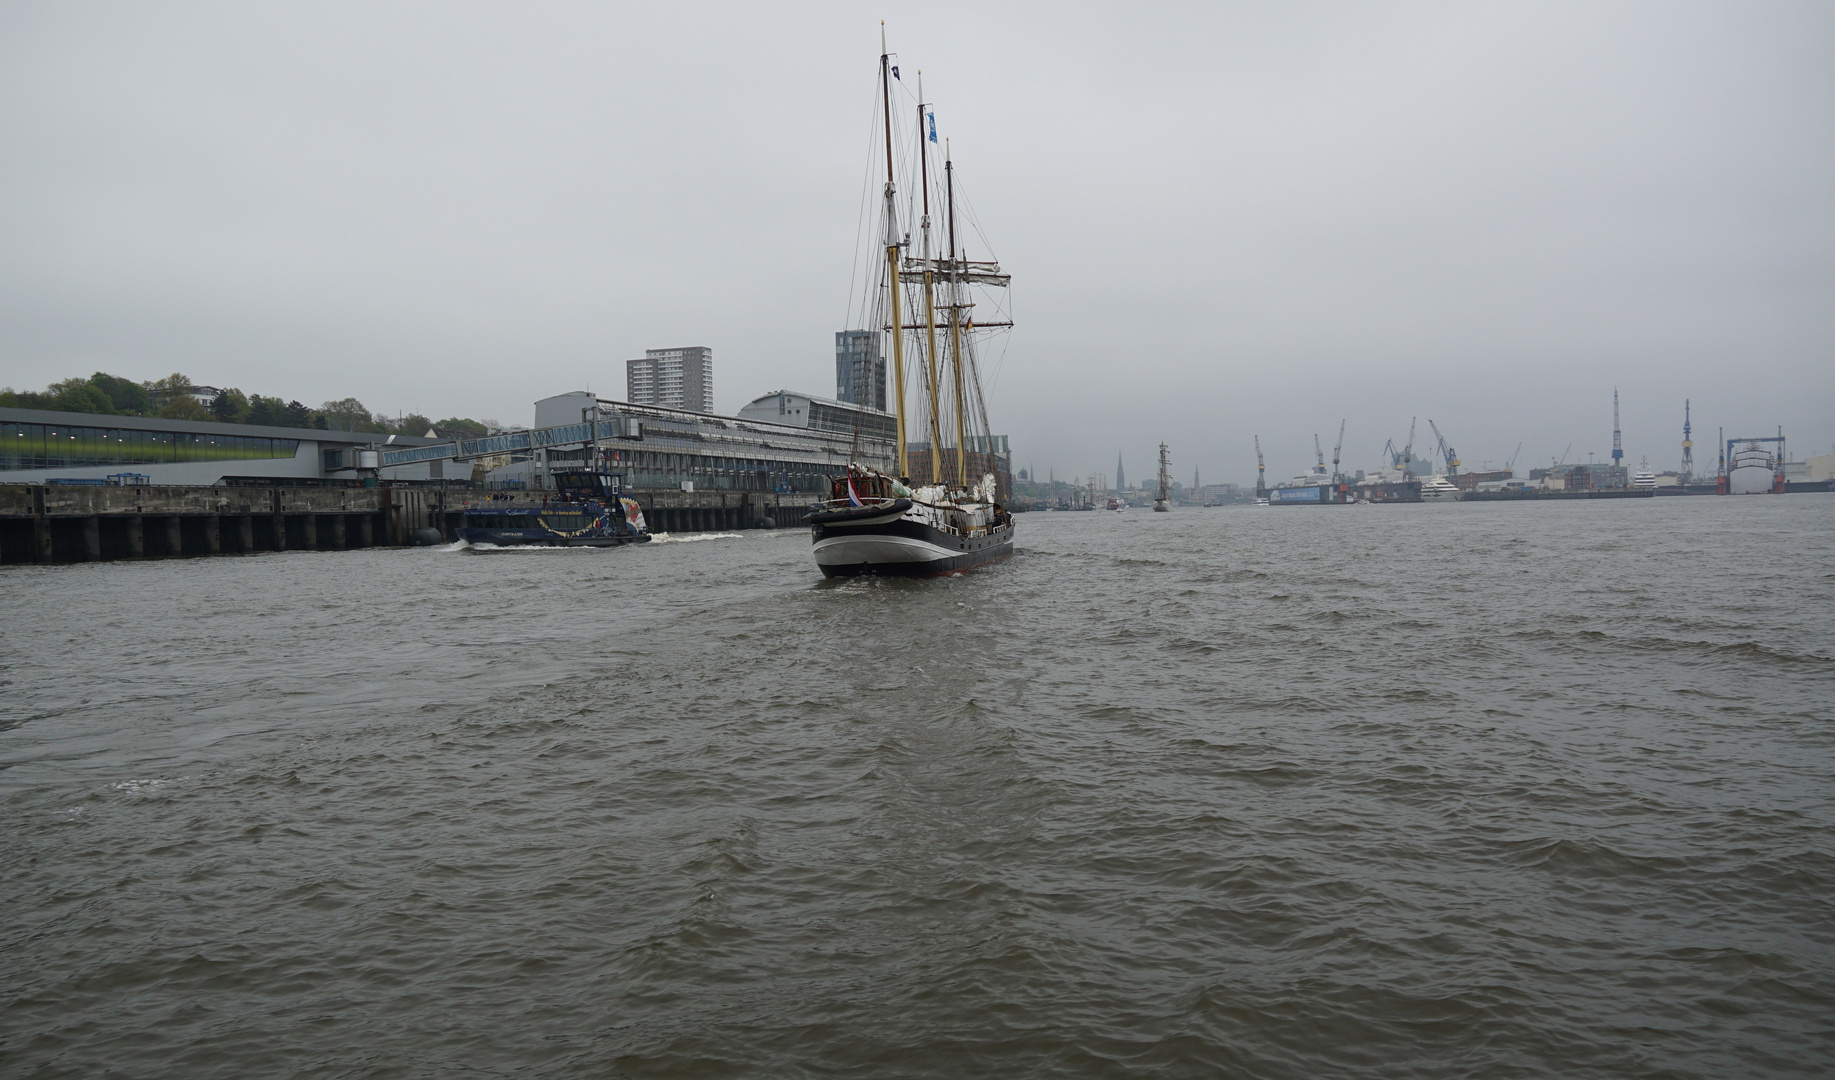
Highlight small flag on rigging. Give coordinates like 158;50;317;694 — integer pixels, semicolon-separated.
890;65;900;80
927;111;937;143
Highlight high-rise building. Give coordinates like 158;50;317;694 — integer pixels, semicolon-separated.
834;330;885;412
626;346;713;413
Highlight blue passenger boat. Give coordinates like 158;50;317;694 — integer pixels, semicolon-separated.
457;469;650;547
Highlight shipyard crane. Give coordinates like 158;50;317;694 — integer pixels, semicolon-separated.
1331;420;1346;481
1383;438;1403;473
1313;434;1326;476
1506;442;1522;475
1402;418;1418;478
1253;435;1267;498
1427;419;1460;476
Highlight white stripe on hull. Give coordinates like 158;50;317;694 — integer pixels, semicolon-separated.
813;533;957;567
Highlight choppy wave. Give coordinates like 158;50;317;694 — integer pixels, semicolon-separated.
647;531;745;543
2;497;1832;1077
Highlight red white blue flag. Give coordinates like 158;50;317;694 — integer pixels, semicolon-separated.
847;478;864;507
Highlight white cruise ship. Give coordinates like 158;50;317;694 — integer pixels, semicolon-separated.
1419;475;1464;501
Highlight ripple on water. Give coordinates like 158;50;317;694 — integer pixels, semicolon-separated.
1;498;1833;1077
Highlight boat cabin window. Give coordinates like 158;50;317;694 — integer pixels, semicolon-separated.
832;474;888;501
552;470;623;498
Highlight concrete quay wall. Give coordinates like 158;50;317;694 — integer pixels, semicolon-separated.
626;490;810;534
0;484;811;564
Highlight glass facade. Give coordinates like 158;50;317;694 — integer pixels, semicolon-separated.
1;422;300;471
597;448;831;493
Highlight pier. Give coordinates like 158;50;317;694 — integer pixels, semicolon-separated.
0;484;805;564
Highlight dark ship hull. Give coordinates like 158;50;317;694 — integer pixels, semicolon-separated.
457;471;650;548
809;497;1013;577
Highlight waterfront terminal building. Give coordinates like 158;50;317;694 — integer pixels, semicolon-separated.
5;388;908;497
0;407;447;486
526;391;894;494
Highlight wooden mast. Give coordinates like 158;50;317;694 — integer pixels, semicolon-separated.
879;27;909;480
917;77;945;485
946;147;968;489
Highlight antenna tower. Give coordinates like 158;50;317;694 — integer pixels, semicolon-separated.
1681;399;1694;479
1611;387;1623;475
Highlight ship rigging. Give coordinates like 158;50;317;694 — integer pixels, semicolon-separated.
806;27;1016;577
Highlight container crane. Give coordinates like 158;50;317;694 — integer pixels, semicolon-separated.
1253;435;1267;498
1331;420;1346;481
1427;419;1460;476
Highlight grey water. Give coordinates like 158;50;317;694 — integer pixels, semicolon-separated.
3;498;1832;1078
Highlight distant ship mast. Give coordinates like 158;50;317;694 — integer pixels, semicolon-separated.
1154;443;1171;512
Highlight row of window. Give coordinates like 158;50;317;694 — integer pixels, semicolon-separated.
1;422;301;471
610;450;839;474
466;513;593;530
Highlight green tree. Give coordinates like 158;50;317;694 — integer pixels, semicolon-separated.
89;372;150;414
246;395;286;426
210;388;250;424
318;397;372;432
434;417;489;437
0;387;53;408
147;372;193;405
47;378;116;415
388;412;435;436
159;395;210;420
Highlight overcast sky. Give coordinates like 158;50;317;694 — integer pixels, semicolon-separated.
3;1;1830;482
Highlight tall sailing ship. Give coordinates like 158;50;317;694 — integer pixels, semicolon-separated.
808;31;1016;578
1153;443;1171;512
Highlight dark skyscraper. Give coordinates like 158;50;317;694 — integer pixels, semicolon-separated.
835;330;885;412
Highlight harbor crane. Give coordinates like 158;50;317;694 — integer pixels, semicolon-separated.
1313;434;1326;476
1331;420;1346;481
1506;442;1522;475
1253;435;1267;499
1427;419;1460;476
1402;418;1419;478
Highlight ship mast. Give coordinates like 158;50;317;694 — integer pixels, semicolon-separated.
916;75;945;485
879;26;909;480
946;146;968;489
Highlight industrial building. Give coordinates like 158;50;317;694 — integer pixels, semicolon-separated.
904;434;1014;497
0;407;447;486
625;346;714;414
